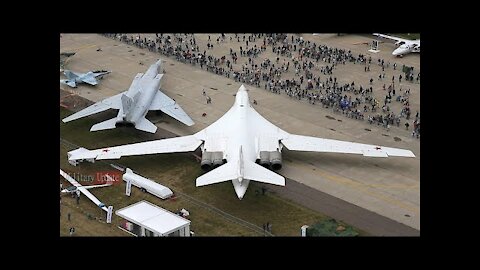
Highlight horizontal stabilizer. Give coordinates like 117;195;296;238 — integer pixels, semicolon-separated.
244;160;285;186
196;162;237;187
60;80;76;88
135;118;157;133
90;118;118;132
196;160;285;187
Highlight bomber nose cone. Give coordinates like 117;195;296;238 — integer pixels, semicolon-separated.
238;84;247;92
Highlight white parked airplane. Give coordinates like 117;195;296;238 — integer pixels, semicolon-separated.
60;169;111;212
67;85;415;200
373;33;420;57
62;59;194;133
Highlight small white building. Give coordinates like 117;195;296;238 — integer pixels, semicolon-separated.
116;200;190;237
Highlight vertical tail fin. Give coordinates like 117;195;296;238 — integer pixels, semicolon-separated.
121;92;141;117
121;94;134;115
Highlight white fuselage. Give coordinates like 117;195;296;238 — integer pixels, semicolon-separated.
392;40;420;56
197;87;285;198
118;62;162;124
224;92;256;198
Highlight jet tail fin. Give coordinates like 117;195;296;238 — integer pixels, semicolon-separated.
121;91;142;114
135;117;157;133
121;94;134;115
90;118;118;132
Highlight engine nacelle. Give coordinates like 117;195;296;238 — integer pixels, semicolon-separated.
259;151;270;167
257;150;283;170
212;152;224;167
269;151;282;170
200;151;212;170
201;151;224;170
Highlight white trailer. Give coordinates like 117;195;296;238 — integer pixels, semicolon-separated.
122;168;173;199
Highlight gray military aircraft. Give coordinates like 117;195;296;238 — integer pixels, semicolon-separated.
60;70;111;88
62;59;194;133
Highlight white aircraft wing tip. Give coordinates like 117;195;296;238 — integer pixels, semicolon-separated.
62;116;75;122
185;120;195;126
67;147;98;160
406;151;416;158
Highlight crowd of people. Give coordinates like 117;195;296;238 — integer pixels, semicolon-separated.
101;33;419;139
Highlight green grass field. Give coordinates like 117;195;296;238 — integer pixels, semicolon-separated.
60;106;362;236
